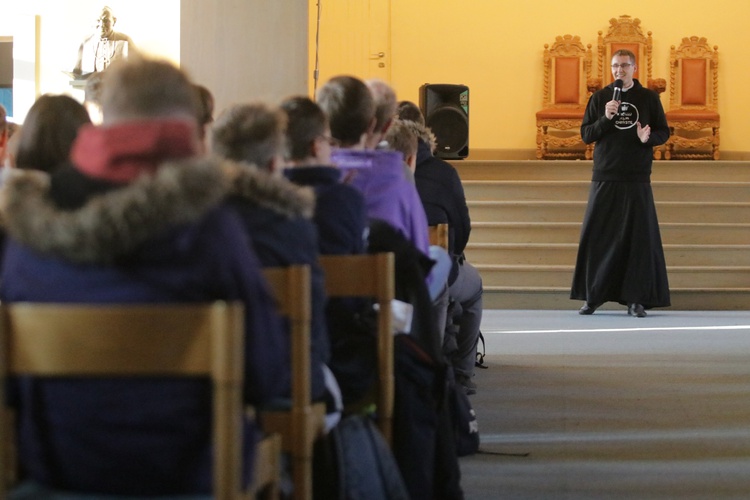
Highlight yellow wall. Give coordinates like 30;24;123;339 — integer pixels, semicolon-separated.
313;0;747;154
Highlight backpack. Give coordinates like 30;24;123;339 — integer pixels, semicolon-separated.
313;415;410;500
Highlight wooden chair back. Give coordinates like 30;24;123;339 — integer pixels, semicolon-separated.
535;34;597;160
318;252;395;444
261;265;325;500
429;223;449;251
597;15;666;93
0;302;279;499
665;36;720;160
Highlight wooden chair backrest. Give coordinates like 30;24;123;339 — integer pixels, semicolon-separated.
262;265;325;500
429;223;449;251
541;34;594;108
669;36;719;111
0;302;250;499
318;252;395;444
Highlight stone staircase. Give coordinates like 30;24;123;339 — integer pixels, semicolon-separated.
451;159;750;310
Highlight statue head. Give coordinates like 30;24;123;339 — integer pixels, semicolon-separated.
97;7;116;39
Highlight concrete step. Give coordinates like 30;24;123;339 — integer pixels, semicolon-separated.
466;243;750;267
470;222;750;245
481;287;750;310
467;200;750;223
477;264;750;288
463;180;750;202
452;160;750;182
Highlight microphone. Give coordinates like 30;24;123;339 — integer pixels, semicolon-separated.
612;79;623;102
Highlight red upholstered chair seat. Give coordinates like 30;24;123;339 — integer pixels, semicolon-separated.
666;109;720;122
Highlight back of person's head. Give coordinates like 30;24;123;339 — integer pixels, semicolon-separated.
193;84;215;130
366;79;397;134
385;119;417;162
397;100;425;126
316;75;374;148
99;56;199;124
211;102;287;171
0;103;7;128
14;94;91;173
280;96;327;162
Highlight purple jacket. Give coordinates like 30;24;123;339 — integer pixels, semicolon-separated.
332;149;430;256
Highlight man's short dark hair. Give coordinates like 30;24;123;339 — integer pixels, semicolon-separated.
316;75;374;147
280;96;327;161
612;49;637;65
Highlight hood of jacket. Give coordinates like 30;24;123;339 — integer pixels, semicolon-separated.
401;119;437;153
1;157;231;265
226;162;315;220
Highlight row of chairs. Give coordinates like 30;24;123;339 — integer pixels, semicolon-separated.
536;15;719;160
0;252;396;500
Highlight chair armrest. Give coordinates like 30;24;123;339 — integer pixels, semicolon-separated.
648;78;667;94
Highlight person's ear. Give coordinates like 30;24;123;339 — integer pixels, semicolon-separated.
309;138;319;159
366;116;377;136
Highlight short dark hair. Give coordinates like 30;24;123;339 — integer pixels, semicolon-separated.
280;96;327;161
316;75;374;147
397;100;425;126
211;102;287;171
612;49;637;65
15;94;92;173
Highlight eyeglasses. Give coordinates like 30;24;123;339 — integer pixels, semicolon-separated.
611;63;633;70
318;135;340;147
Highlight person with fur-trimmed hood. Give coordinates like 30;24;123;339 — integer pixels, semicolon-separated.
211;102;340;424
0;56;288;496
397;100;483;396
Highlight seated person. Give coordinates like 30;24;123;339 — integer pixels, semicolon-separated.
317;75;443;362
211;102;337;415
14;94;92;173
398;100;483;395
280;95;374;404
1;56;287;496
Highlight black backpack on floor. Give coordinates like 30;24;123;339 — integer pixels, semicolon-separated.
313;415;410;500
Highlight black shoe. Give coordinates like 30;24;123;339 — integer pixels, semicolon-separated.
628;303;646;318
578;302;601;315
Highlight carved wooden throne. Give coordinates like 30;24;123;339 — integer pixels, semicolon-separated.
535;34;599;160
597;15;666;93
665;36;720;160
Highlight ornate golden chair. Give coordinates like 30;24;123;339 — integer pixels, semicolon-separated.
535;34;599;160
596;15;666;93
664;36;720;160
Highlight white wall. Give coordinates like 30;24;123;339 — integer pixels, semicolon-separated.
3;0;180;120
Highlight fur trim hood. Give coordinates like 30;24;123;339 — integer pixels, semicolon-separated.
401;120;438;153
1;158;231;264
226;163;315;220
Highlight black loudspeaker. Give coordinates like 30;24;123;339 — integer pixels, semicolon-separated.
419;83;469;159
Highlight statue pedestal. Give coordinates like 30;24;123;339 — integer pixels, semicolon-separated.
69;79;88;91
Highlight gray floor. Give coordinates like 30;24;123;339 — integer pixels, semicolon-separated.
460;308;750;500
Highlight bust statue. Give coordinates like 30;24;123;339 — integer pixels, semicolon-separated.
72;6;136;78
